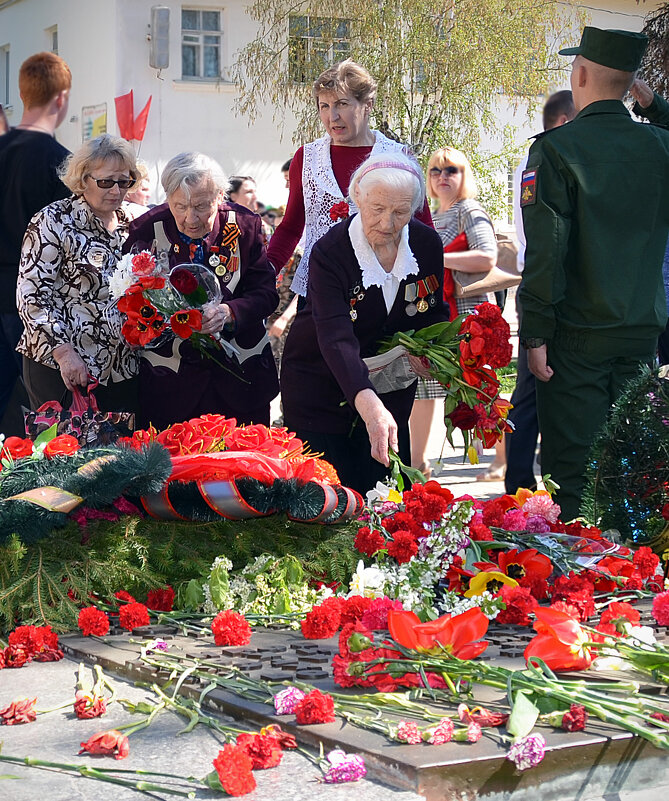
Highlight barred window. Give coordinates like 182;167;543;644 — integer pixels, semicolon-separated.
288;16;350;84
181;8;222;79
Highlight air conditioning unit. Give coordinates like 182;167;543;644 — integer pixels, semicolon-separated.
149;6;170;70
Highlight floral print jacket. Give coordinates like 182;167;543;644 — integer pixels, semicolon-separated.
17;196;139;384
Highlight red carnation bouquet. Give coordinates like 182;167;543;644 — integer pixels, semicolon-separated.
109;250;222;350
378;302;513;461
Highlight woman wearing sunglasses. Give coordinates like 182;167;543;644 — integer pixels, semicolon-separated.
17;134;142;412
410;146;499;479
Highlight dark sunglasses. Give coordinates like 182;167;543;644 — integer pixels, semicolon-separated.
429;166;460;177
88;176;134;189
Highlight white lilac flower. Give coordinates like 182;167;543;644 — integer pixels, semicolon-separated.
507;733;547;770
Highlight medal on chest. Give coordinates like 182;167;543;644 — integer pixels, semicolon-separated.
349;283;365;322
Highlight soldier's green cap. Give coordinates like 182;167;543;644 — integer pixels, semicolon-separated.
559;26;648;72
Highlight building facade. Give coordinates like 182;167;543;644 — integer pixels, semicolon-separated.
0;0;659;209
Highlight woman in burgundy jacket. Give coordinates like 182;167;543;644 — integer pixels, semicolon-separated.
281;152;447;495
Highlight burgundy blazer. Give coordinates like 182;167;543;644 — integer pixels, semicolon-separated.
123;203;279;425
281;217;447;434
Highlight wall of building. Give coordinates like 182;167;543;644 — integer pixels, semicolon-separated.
0;0;663;213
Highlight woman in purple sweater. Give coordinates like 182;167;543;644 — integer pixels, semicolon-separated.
281;153;447;495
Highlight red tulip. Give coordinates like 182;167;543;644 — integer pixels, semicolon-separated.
497;548;553;581
388;607;489;659
524;607;593;672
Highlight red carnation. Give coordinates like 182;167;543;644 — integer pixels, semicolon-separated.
652;591;669;626
118;601;150;631
294;689;336;725
469;521;494;541
403;481;453;524
146;586;175;612
387;530;419;564
632;546;660;580
562;704;588;732
354;526;386;557
329;201;349;221
360;596;404;631
114;590;136;604
235;732;283;769
212;744;256;795
600;601;640;628
79;730;129;760
0;697;37;725
2;644;30;668
78;606;110;637
131;251;156;276
301;602;342;639
74;691;107;719
496;584;538;626
340;595;374;626
8;624;59;659
382;510;424;538
211;610;252;646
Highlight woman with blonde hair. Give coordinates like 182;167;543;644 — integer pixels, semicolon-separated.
17;134;141;412
410;146;500;479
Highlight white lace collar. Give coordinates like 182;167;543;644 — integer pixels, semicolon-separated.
348;214;418;290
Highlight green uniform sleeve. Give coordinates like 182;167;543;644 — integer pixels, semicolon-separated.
518;138;574;340
633;92;669;127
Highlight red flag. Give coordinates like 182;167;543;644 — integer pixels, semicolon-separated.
114;91;134;140
133;95;152;141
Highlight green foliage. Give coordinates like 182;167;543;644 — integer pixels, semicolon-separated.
0;444;172;546
0;512;358;633
581;367;669;546
233;0;582;156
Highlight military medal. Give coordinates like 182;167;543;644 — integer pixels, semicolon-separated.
405;283;418;316
209;245;221;268
416;299;428;312
350;307;358;321
216;263;227;276
349;284;364;322
173;244;180;254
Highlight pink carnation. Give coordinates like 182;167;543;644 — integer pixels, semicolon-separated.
525;514;551;533
396;720;422;744
502;508;529;531
652;591;669;626
521;493;561;523
360;597;404;631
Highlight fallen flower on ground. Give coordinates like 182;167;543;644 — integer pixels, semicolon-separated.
209;743;256;796
79;729;129;759
507;733;547;770
321;748;367;783
294;688;335;725
0;697;37;725
273;686;306;715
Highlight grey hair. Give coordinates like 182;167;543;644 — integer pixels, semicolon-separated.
161;152;228;199
349;151;425;214
59;134;140;195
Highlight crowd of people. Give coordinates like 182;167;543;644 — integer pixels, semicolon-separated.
2;27;668;514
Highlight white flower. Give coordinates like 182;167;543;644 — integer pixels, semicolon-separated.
628;625;656;647
366;481;402;505
592;655;626;672
349;560;386;598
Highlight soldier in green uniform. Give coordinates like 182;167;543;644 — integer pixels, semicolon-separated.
519;26;669;521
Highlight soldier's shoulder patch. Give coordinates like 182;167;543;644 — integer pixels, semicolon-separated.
520;168;537;207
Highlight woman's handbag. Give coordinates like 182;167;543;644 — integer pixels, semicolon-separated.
453;232;521;298
24;381;135;446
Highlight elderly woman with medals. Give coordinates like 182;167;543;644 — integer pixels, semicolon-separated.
124;152;279;429
280;152;447;495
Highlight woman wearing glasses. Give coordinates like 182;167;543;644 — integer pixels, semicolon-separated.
410;146;498;478
17;134;142;412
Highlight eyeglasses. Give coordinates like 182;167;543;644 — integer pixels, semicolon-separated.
429;166;461;177
88;176;135;189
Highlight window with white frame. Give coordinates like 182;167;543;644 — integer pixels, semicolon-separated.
181;7;222;80
288;16;350;84
0;45;10;106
